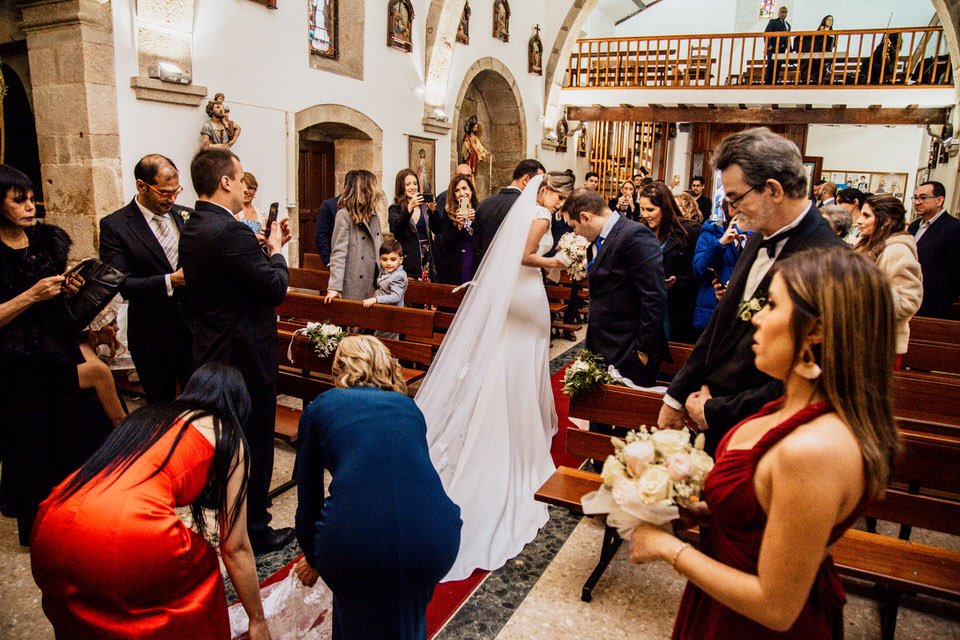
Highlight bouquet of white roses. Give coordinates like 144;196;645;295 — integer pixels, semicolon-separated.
561;350;614;396
581;426;715;539
555;231;590;281
303;321;346;358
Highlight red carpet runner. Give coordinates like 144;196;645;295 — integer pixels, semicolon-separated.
261;364;581;638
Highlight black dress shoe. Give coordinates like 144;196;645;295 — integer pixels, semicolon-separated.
251;526;296;555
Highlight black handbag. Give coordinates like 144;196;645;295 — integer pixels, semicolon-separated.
63;258;127;331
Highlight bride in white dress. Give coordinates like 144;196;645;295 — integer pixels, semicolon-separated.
415;172;575;581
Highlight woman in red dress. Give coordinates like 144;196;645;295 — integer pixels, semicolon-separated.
31;364;272;640
631;249;900;638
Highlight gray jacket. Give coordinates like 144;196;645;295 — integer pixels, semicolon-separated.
328;209;382;300
374;266;408;307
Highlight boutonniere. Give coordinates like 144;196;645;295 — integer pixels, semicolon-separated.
177;209;190;223
737;293;767;322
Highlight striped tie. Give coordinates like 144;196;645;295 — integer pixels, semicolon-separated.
151;213;179;270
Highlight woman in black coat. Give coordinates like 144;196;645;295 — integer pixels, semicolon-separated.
0;165;85;546
608;179;639;221
388;169;443;281
294;336;461;640
435;172;479;285
638;182;702;343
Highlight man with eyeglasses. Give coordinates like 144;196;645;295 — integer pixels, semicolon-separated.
657;128;844;455
907;181;960;318
99;154;194;402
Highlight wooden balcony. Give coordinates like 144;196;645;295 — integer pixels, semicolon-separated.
566;27;953;90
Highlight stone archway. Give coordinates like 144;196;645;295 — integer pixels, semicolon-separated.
452;58;526;197
294;105;383;264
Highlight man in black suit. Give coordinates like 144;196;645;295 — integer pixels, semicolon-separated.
764;6;791;84
472;159;545;264
99;154;193;402
658;128;844;454
179;147;295;554
908;180;960;318
562;188;667;391
691;175;712;220
314;169;359;266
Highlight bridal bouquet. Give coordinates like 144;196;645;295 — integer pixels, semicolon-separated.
582;426;715;539
556;231;590;281
303;322;345;358
561;350;613;396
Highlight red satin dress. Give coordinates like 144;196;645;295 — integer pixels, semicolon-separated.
31;422;230;639
673;401;864;639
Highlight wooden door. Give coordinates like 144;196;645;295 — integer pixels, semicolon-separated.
297;139;335;263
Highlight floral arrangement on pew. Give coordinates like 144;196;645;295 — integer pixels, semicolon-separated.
582;427;715;539
555;231;590;281
561;350;613;396
288;321;346;362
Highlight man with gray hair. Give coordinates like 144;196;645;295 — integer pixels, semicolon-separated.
657;127;845;454
820;204;854;243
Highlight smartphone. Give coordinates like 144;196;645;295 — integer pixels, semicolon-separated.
421;193;435;203
264;202;279;235
705;267;726;290
458;196;470;215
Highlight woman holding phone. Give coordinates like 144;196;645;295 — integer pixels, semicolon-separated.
389;169;442;281
692;212;746;331
436;173;479;285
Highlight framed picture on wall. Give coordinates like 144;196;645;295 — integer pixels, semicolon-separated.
802;156;823;198
822;170;910;203
869;173;908;200
408;135;436;194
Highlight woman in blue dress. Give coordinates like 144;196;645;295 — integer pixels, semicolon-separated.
294;335;461;640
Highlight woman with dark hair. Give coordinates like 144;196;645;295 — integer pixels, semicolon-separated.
608;179;639;221
436;172;479;284
632;249;900;639
860;31;902;84
0;164;84;546
796;15;834;83
31;363;272;640
855;195;922;362
638;182;702;342
835;187;866;245
389;168;442;281
295;336;460;640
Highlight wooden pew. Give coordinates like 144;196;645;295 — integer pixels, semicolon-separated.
909;317;960;346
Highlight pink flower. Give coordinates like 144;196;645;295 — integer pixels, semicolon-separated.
624;441;655;476
666;453;692;482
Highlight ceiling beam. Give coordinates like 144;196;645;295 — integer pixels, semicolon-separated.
567;105;949;126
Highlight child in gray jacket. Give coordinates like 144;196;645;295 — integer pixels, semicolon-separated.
364;239;408;340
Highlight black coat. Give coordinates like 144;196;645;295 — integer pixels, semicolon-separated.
472;187;522;263
99;199;193;355
314;195;340;266
586;216;667;387
908;212;960;319
434;212;473;285
388;203;443;281
661;221;702;343
764;17;791;53
608;196;639;222
667;206;844;453
178;201;288;389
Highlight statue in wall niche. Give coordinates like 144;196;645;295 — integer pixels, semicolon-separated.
493;0;510;43
577;126;587;157
556;117;569;153
528;25;543;75
460;115;488;175
200;93;241;149
457;1;470;45
387;0;414;52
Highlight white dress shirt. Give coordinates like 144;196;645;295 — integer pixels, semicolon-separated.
135;196;180;297
914;209;946;243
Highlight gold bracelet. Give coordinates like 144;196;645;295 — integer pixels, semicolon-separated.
671;542;690;571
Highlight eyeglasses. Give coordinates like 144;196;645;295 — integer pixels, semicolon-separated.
723;186;756;210
911;194;938;202
142;182;183;200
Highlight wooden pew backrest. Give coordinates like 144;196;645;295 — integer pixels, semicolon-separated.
277;292;436;338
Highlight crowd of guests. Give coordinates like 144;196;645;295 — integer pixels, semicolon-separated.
1;123;959;639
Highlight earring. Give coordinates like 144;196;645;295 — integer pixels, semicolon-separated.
794;347;822;380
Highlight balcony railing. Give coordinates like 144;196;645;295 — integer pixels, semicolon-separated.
565;27;953;89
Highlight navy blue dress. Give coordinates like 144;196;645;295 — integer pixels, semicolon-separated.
295;386;462;640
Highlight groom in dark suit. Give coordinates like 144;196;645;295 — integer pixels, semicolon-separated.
562;188;667;392
658;128;844;454
473;159;544;264
99;154;193;402
179;147;295;554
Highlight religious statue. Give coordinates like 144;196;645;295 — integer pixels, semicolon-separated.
456;1;471;45
556;117;569;153
528;25;543;75
387;0;414;52
460;116;489;175
200;92;241;149
493;0;510;43
576;125;587;157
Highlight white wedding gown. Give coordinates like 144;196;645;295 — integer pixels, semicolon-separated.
415;179;558;582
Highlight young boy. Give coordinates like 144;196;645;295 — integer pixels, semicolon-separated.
364;240;408;340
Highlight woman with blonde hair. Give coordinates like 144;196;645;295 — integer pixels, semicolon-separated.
324;169;384;303
855;194;922;364
675;191;703;223
293;335;461;640
416;170;575;580
608;178;639;220
237;172;262;234
631;249;900;639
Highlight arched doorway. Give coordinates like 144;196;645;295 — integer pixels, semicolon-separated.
295;105;383;264
452;59;526;197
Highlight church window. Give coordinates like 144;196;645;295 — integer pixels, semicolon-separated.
310;0;338;59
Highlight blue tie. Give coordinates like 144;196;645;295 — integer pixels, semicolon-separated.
588;235;604;270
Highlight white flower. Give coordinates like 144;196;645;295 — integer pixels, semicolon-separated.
689;448;715;479
611;475;643;506
636;464;671;504
320;324;340;337
693;432;706;451
651;428;691;457
600;455;627;486
623;440;655;477
666;453;692;482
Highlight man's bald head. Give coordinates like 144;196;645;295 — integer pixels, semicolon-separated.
455;163;473;176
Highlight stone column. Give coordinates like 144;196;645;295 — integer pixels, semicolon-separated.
19;0;123;259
